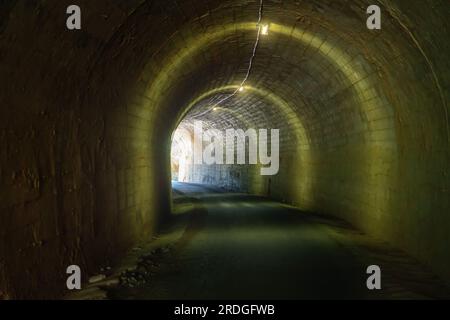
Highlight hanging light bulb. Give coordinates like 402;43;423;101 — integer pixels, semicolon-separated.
261;24;269;35
239;86;245;92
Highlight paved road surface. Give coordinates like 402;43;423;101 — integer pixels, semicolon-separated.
113;182;374;299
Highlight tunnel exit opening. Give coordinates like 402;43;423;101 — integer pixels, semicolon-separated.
170;125;194;182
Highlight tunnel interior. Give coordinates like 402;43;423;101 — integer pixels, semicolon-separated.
0;0;449;299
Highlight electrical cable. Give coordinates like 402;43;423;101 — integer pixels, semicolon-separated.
192;0;265;118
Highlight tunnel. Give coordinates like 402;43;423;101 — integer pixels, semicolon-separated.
0;0;449;300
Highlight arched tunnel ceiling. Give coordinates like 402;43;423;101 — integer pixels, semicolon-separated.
78;0;448;150
132;0;445;147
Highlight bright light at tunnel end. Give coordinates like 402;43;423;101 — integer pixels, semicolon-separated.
171;120;280;179
191;120;280;176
